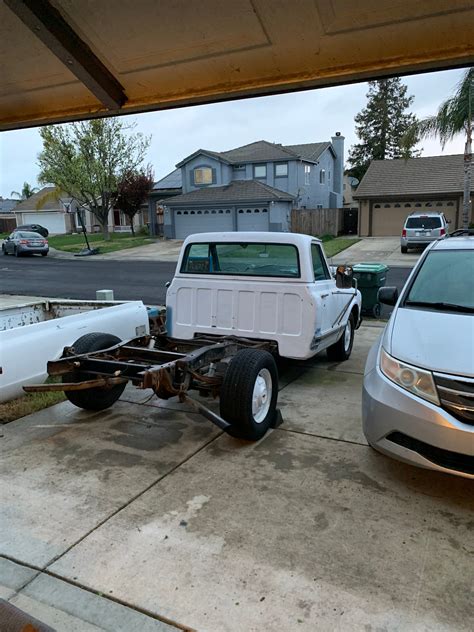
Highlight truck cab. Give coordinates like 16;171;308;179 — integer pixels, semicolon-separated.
166;232;361;361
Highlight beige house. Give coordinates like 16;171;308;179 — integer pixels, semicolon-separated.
355;155;473;236
13;187;147;235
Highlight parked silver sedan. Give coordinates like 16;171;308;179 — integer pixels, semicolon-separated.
363;235;473;478
2;231;49;257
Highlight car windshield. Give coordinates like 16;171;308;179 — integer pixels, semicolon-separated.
405;217;442;229
181;242;300;277
405;250;474;310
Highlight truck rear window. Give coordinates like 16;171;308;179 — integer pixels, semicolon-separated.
406;217;442;229
181;242;300;277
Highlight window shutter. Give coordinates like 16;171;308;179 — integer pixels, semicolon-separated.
190;170;195;187
212;168;216;184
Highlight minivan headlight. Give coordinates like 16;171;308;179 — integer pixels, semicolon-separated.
379;348;440;405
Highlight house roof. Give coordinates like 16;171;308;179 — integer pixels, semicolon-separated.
220;140;297;163
283;142;333;162
13;186;63;212
176;139;334;168
165;180;295;206
354;154;473;199
0;198;18;213
153;169;183;190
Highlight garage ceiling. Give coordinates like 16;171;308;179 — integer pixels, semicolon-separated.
1;0;473;131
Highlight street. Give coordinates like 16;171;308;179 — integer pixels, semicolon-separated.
0;257;177;305
0;255;412;308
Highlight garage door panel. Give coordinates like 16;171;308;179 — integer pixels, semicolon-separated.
19;212;66;234
237;207;269;231
174;209;234;239
371;207;407;236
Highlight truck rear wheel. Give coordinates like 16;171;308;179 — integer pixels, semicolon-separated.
220;349;278;441
62;332;126;411
326;314;355;362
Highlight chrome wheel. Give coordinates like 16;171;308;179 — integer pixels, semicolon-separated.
252;368;272;423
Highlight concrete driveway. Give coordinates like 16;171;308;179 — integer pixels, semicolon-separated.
1;324;472;631
330;237;421;267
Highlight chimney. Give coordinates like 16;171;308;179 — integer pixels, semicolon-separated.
331;132;344;201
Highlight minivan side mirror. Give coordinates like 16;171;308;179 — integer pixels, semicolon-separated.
378;286;398;306
335;265;353;289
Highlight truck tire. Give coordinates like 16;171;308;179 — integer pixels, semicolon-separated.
62;332;126;411
2;245;7;255
326;313;355;362
401;246;408;253
220;349;278;441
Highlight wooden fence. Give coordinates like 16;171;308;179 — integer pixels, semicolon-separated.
0;217;17;233
291;208;343;237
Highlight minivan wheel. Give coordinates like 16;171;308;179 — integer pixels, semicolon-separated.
401;246;408;254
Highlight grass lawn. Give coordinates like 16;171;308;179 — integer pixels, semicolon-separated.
0;387;65;424
48;232;157;254
321;236;359;258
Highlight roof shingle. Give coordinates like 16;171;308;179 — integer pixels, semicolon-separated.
165;180;294;206
354;155;473;198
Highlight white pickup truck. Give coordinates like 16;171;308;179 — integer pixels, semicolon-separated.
1;299;149;404
26;232;361;441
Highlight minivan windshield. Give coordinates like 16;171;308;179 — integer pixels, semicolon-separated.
405;250;474;311
405;217;442;229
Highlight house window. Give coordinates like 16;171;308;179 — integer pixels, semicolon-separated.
319;169;326;184
194;167;213;185
304;164;311;185
275;162;288;177
317;204;323;209
254;164;267;179
404;203;411;208
328;170;331;181
447;202;454;206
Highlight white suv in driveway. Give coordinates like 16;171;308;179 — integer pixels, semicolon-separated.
400;211;449;253
363;233;474;478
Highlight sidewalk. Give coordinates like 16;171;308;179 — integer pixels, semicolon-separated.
47;240;183;262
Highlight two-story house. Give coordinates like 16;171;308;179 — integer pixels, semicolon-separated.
149;134;344;239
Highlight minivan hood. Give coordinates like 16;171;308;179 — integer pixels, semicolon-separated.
386;307;474;377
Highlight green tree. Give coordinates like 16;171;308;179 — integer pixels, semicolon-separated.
37;118;150;240
115;167;154;236
347;78;420;182
404;68;473;230
10;182;39;200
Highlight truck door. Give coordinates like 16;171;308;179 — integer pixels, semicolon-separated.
311;242;337;339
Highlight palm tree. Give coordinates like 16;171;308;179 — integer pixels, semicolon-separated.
10;182;39;200
406;68;473;230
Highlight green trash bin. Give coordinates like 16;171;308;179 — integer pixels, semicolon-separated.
352;263;388;318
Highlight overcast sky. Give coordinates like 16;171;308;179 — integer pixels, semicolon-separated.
0;68;468;198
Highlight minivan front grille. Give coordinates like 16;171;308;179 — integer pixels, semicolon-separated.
433;373;474;425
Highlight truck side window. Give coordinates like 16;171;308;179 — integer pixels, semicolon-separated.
311;243;330;281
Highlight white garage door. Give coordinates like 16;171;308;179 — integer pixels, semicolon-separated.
19;212;66;234
237;207;269;231
174;209;234;238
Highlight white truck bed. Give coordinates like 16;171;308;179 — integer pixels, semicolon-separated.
0;299;149;404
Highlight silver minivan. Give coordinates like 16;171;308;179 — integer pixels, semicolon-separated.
401;212;449;253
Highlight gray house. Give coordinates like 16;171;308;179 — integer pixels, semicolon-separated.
149;134;344;238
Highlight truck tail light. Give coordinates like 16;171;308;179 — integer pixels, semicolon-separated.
402;229;406;238
42;240;48;245
440;228;445;236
